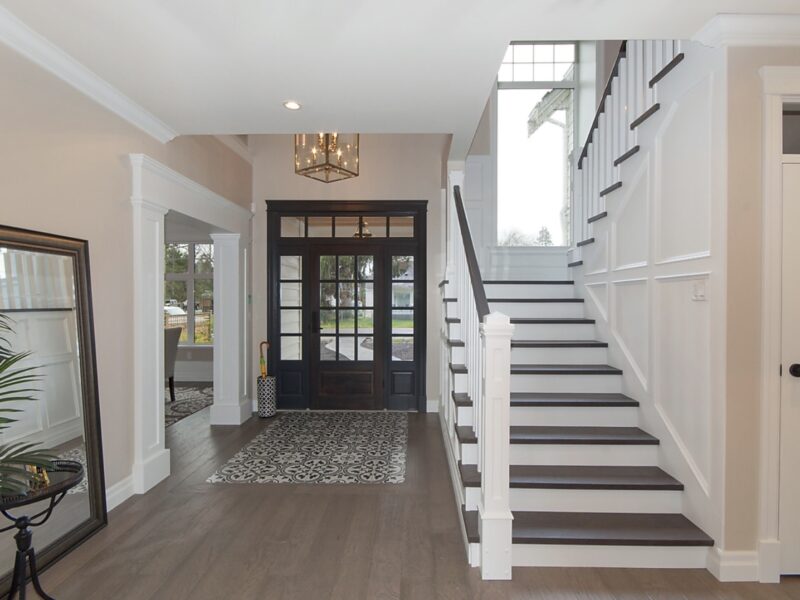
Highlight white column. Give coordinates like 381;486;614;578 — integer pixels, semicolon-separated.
479;312;514;580
130;198;171;493
210;233;250;425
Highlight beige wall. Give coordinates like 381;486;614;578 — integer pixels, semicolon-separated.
0;45;252;488
725;45;800;550
250;134;451;409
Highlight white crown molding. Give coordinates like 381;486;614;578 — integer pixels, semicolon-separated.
0;5;178;143
129;154;254;225
694;14;800;48
215;135;253;165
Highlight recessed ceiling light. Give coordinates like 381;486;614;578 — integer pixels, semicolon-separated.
283;100;301;111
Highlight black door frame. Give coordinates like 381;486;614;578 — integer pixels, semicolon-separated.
266;200;428;412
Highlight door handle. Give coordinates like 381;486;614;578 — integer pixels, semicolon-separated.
790;363;800;378
312;311;320;334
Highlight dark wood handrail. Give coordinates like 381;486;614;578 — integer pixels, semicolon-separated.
578;41;627;170
453;185;490;320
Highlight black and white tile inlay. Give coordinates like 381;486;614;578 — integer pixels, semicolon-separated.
208;411;408;485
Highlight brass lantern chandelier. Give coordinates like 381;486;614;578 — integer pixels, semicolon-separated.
294;133;359;183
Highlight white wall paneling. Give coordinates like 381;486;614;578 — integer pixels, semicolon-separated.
575;41;726;562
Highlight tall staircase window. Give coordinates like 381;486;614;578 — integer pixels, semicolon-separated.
497;42;575;247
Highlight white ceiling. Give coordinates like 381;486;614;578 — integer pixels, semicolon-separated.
3;1;800;157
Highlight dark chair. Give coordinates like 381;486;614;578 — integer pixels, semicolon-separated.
164;327;182;402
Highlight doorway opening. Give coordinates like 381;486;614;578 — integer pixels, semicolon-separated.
267;201;427;412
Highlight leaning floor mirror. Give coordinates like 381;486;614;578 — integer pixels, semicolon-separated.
0;225;106;594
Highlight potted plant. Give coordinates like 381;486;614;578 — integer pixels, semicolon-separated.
0;314;54;495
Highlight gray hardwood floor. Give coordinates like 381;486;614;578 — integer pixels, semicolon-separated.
35;408;800;599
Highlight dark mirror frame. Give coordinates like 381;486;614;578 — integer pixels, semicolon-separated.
0;225;107;594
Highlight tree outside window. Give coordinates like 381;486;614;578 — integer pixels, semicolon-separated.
165;242;214;344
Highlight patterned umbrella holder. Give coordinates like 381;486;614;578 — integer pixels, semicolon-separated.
257;376;277;418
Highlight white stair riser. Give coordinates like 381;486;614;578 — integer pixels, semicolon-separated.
445;302;460;318
457;404;473;427
448;322;462;339
510;405;637;427
463;487;682;514
450;346;465;364
460;441;478;465
452;372;468;391
489;302;584;319
509;443;658;466
511;346;607;364
484;284;575;299
510;373;622;394
509;488;682;513
512;323;595;340
512;544;709;569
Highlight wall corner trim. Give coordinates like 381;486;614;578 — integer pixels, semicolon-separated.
0;6;178;143
706;547;760;582
694;14;800;48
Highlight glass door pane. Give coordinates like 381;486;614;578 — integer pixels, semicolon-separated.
318;254;375;362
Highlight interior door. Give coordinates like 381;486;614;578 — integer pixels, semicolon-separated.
310;246;384;409
780;162;800;574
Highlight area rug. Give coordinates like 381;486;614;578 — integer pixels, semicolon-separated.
166;385;214;427
207;411;408;485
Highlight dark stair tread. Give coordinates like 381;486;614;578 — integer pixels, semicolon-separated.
510;364;622;375
459;463;683;490
483;280;574;285
443;297;457;303
568;260;583;267
445;317;461;324
458;426;659;445
510;392;638;407
510;426;658;445
447;339;465;347
449;363;468;375
511;340;608;348
510;511;713;546
510;318;595;324
488;298;584;303
452;392;471;407
456;426;477;444
462;506;480;543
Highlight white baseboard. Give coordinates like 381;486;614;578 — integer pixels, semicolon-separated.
427;398;440;413
210;398;252;425
758;539;781;583
132;448;170;494
106;474;135;512
706;547;759;582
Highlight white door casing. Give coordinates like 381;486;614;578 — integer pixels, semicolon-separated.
129;154;252;495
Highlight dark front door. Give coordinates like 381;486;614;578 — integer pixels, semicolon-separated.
310;246;384;410
267;201;427;412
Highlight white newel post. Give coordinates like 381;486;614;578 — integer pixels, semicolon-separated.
210;233;250;425
130;198;171;493
479;312;514;580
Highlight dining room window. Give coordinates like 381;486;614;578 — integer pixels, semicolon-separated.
164;242;214;344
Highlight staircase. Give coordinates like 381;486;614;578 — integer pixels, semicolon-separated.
440;39;715;580
442;279;713;571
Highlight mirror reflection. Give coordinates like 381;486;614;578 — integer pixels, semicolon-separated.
0;246;95;577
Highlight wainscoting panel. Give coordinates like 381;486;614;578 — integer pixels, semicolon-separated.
654;75;713;265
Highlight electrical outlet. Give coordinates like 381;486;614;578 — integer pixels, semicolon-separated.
691;281;707;302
